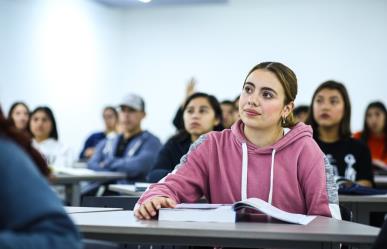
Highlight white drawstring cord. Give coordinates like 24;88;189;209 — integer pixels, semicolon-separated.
268;149;276;204
241;142;248;200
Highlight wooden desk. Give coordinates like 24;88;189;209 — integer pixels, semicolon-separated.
51;171;127;206
70;210;379;249
340;194;387;225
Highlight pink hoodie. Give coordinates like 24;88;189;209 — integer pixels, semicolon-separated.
137;120;334;217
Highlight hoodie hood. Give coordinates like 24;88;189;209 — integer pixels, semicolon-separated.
231;119;313;154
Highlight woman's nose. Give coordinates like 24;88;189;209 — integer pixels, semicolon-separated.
247;95;258;107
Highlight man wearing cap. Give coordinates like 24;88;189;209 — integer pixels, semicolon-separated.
87;94;162;186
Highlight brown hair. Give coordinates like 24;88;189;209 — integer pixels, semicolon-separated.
244;62;298;128
0;107;50;177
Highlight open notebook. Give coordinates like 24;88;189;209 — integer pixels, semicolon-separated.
158;197;316;225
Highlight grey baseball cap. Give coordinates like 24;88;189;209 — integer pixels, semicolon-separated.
118;93;145;112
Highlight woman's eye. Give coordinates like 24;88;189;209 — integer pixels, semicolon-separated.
243;85;253;94
262;91;273;99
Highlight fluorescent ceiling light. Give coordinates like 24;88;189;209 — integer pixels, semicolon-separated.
138;0;152;3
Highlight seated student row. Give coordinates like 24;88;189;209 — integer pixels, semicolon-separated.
6;68;386;194
3;97;387;249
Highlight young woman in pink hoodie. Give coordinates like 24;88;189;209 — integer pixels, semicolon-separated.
135;62;339;220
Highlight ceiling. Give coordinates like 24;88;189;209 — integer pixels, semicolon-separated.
94;0;228;8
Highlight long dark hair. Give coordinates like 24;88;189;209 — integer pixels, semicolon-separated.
29;106;59;140
7;101;30;128
361;101;387;156
0;107;50;177
307;80;352;140
174;92;224;141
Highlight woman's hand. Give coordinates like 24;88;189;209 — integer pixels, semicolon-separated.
134;196;176;220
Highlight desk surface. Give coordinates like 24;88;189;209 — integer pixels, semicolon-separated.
70;210;379;248
339;194;387;203
51;172;127;184
375;175;387;183
108;184;143;196
64;206;123;214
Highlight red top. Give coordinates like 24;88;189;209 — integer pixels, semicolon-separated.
353;131;387;164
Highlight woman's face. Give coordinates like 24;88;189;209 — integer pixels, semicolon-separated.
183;97;220;138
30;111;53;140
103;109;117;131
11;104;29;130
221;103;236;129
239;69;291;130
366;107;386;134
313;88;345;128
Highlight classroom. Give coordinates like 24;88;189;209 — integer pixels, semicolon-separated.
1;0;387;248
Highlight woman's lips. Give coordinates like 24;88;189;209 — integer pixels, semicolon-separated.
189;122;201;128
244;109;260;117
320;113;331;119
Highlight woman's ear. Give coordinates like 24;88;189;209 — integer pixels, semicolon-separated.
282;101;295;117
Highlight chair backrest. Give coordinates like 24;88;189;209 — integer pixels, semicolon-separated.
81;196;139;210
339;204;353;222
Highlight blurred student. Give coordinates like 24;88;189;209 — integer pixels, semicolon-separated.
307;81;373;187
147;92;223;182
88;94;162;184
0;107;82;249
79;106;118;160
173;77;196;131
220;100;237;129
353;101;387;169
7;101;30;135
233;95;241;120
29;106;75;169
293;105;309;123
135;62;338;220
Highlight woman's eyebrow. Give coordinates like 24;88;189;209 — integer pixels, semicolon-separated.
244;82;255;87
260;87;277;95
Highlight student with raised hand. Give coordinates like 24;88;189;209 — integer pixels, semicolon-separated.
29;106;75;169
88;94;162;184
173;77;197;131
7;101;30;135
353;101;387;169
135;62;337;220
220;100;237;129
307;81;374;187
0;107;82;249
79;106;118;160
147;92;223;183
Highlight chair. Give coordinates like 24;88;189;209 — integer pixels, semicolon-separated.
340;204;353;249
340;204;353;222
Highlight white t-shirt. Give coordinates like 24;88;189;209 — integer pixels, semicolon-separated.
32;138;75;168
